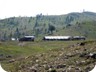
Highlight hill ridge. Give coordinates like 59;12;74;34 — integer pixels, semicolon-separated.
0;11;96;40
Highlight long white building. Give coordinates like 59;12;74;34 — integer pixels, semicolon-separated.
43;36;72;40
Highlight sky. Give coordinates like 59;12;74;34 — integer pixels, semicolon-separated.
0;0;96;19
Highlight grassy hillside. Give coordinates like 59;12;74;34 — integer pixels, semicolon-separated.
0;11;96;40
56;21;96;39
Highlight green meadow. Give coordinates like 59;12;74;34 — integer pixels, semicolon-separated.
0;41;78;56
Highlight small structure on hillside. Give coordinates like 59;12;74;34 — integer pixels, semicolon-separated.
11;38;18;41
11;38;16;41
43;36;86;41
43;36;72;41
72;36;86;40
19;36;35;42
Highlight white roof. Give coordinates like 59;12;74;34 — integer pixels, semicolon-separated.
44;36;71;39
11;38;16;40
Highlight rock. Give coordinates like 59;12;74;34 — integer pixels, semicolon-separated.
6;55;12;58
84;53;96;59
59;53;63;56
8;59;15;63
67;66;75;72
79;42;86;46
28;66;37;72
56;64;66;69
79;53;87;57
66;53;76;58
25;56;30;59
63;55;69;59
75;67;82;72
43;61;47;64
89;53;96;59
76;60;87;66
48;68;52;71
34;64;39;67
62;69;66;72
75;61;82;65
48;68;57;72
66;66;83;72
83;48;87;51
43;64;49;70
75;50;80;54
19;64;25;68
79;52;96;59
81;60;86;64
85;66;92;72
44;64;54;70
36;59;39;63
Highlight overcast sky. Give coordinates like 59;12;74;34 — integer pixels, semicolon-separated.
0;0;96;19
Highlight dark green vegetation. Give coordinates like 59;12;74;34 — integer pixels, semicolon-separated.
0;40;96;72
0;11;96;40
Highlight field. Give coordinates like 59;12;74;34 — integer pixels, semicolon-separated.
0;40;96;72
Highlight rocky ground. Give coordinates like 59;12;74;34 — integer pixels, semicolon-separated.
2;40;96;72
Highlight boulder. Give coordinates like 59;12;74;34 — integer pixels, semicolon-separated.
8;59;15;63
48;68;57;72
79;42;86;46
28;66;37;72
86;53;96;59
89;53;96;59
56;64;66;69
6;55;12;58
